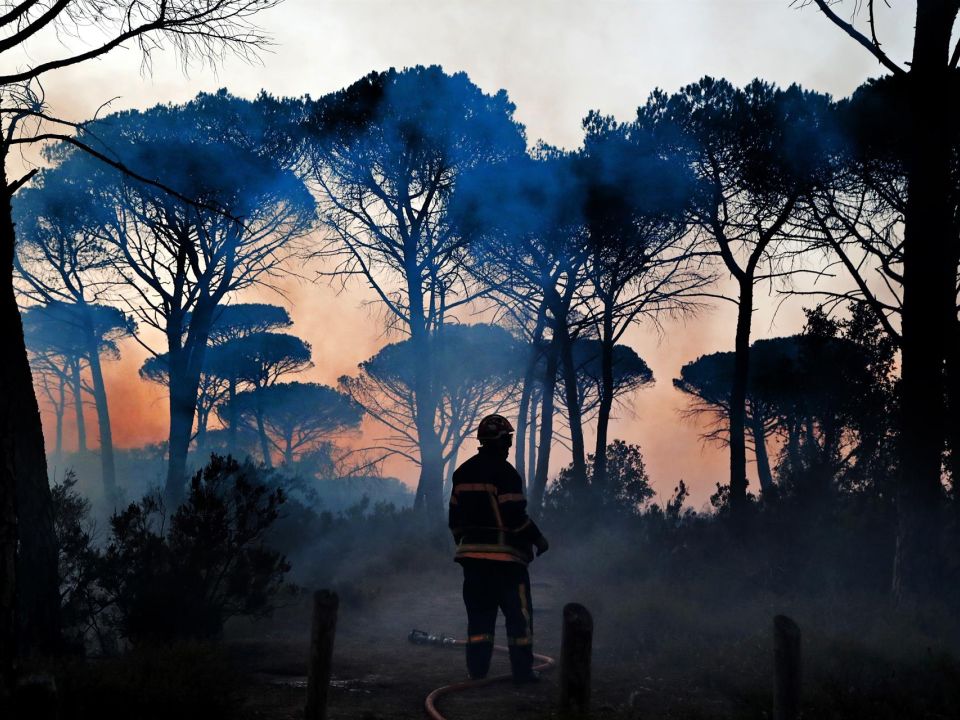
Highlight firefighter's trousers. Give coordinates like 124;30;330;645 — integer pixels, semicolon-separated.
460;558;534;680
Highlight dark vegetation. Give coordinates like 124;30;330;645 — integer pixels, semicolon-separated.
2;1;960;718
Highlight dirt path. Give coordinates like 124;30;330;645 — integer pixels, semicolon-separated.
226;564;562;719
225;564;738;720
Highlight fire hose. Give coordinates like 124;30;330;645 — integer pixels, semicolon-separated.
409;629;556;720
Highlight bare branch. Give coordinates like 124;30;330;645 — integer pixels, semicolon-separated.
798;0;906;76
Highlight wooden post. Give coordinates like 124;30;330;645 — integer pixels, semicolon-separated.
560;602;593;716
305;590;338;720
773;614;801;720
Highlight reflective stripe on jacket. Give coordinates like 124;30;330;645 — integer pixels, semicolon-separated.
448;447;544;565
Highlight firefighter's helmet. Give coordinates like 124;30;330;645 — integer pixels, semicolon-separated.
477;414;515;442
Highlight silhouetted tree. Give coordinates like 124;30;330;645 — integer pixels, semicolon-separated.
224;382;361;466
676;307;896;502
22;306;82;460
37;92;315;507
140;308;301;458
21;301;134;501
793;0;960;599
339;323;523;485
99;455;290;644
578;114;707;492
13;175;121;477
677;341;798;498
567;338;654;425
214;332;312;466
0;0;285;670
454;152;592;510
640;78;835;527
546;440;654;517
303;66;527;519
140;346;231;453
206;303;294;454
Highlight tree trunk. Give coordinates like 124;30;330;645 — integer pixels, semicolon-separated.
70;359;87;452
283;434;294;467
515;307;547;482
728;278;754;524
443;445;459;499
54;374;65;460
164;301;216;509
592;305;616;493
255;399;272;469
750;410;774;496
530;336;561;512
195;403;209;454
0;179;60;661
408;281;444;520
227;376;238;457
515;366;534;481
526;387;539;495
165;367;197;509
891;3;958;598
557;321;589;502
84;329;118;505
414;427;445;519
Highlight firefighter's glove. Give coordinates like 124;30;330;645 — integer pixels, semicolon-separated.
534;536;550;557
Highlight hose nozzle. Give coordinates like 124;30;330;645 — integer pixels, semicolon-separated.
409;629;458;647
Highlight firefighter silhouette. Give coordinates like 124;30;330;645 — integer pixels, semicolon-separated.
447;414;550;682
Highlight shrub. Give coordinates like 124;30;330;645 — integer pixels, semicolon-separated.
545;439;655;517
56;455;291;648
51;471;108;652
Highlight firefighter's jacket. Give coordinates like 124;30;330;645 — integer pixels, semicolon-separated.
448;446;544;565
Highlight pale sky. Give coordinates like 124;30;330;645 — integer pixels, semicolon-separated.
8;0;922;507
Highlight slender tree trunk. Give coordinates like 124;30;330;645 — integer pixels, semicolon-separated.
530;336;561;512
515;368;533;481
892;7;956;595
557;320;589;502
284;434;294;467
750;411;774;496
409;281;444;520
195;403;209;454
444;445;459;499
84;329;118;505
526;387;539;495
0;178;60;663
592;304;616;493
515;307;547;481
227;376;238;456
54;374;65;460
414;419;444;519
728;278;754;524
166;364;197;509
71;359;87;452
255;399;272;469
786;421;802;474
164;301;216;508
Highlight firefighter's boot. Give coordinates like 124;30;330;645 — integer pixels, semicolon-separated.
508;643;536;682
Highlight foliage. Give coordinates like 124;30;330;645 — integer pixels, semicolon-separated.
224;381;363;465
568;338;654;416
675;302;897;503
55;456;290;647
51;472;106;652
339;323;523;471
545;440;655;516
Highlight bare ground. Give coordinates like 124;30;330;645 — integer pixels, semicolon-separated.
224;561;749;720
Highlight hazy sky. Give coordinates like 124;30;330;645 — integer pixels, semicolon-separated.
12;0;920;507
